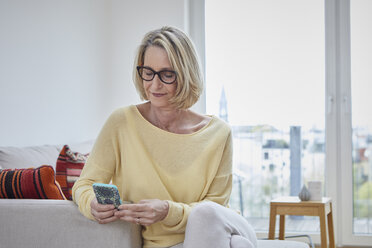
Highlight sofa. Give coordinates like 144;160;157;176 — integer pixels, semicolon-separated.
0;142;309;248
0;142;142;248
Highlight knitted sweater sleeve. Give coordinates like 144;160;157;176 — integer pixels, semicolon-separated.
72;109;123;220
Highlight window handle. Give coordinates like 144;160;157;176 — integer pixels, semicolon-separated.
343;95;350;114
327;95;334;115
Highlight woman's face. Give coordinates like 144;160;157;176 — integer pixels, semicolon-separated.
142;46;177;109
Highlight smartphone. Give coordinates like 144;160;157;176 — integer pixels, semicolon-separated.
92;183;122;209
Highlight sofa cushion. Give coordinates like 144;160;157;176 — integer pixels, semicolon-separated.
0;141;94;171
0;165;66;199
56;145;89;200
0;199;143;248
0;145;61;170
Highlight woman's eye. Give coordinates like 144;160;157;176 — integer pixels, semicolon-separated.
143;69;153;77
164;72;175;78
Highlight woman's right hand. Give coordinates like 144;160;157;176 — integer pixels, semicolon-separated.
90;197;118;224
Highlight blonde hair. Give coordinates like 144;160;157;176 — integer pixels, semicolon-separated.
133;26;203;109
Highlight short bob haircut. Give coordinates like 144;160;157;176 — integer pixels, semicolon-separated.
133;26;203;109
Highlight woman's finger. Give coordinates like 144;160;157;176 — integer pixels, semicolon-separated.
116;199;169;225
122;216;153;226
118;203;147;212
91;197;118;223
115;210;142;222
116;210;151;225
98;214;118;224
119;215;138;224
91;197;115;212
96;209;117;219
95;203;116;212
136;217;153;226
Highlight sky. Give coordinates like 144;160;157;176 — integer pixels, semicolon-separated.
205;0;372;131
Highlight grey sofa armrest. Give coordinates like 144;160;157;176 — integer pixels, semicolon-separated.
0;199;142;248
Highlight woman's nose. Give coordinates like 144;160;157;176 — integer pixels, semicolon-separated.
151;74;163;88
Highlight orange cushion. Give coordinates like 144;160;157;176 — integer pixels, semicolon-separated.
0;165;66;199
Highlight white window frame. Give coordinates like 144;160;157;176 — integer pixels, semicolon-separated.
326;0;372;245
199;0;372;245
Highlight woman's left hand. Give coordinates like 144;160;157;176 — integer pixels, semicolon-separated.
115;199;169;226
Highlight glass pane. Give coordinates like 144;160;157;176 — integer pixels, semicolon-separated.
351;0;372;235
206;0;325;232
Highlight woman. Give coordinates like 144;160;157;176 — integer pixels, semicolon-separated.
72;26;257;248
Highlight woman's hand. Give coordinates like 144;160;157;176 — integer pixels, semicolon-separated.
90;197;119;224
115;199;169;226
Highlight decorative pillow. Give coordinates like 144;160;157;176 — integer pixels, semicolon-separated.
0;165;66;199
56;145;89;200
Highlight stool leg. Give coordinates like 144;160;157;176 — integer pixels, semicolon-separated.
279;215;285;240
319;205;328;248
328;203;335;248
268;205;276;239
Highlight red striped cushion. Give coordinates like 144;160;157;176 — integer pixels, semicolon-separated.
0;165;66;199
56;145;88;200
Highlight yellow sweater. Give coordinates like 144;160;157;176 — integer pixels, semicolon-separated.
72;105;232;248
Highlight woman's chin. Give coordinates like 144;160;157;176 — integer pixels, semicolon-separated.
149;100;172;109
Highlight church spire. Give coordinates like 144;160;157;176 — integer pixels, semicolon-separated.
219;86;228;122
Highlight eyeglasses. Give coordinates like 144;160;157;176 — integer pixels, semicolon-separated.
137;66;177;84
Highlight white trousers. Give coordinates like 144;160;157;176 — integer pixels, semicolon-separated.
167;201;257;248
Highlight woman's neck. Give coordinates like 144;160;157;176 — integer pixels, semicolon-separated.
148;104;187;132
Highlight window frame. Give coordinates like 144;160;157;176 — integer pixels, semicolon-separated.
201;0;372;245
326;0;372;245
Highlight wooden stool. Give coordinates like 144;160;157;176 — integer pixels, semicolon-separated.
268;196;335;248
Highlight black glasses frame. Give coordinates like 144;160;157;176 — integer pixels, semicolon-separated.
136;66;177;84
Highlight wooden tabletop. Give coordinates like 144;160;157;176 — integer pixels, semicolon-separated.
271;196;332;205
269;196;335;248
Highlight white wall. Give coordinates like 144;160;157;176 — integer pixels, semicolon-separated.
0;0;205;146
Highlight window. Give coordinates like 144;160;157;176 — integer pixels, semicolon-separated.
351;0;372;236
205;0;372;245
206;0;325;233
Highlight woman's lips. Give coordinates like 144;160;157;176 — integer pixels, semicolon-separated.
152;93;166;97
